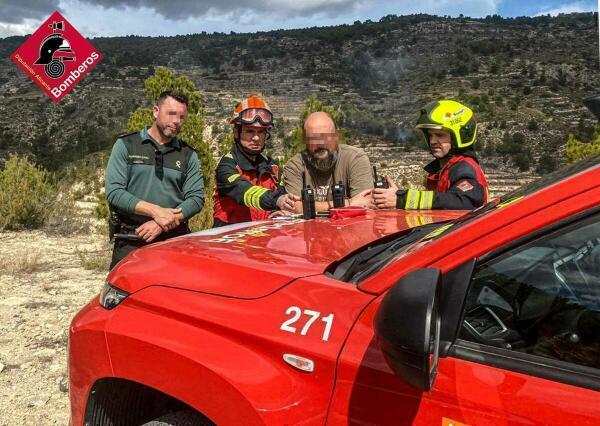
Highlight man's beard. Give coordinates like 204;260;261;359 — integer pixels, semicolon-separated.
303;148;338;174
157;122;178;139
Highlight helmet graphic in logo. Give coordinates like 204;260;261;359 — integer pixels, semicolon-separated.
34;21;76;79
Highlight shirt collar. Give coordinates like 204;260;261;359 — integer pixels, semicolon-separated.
424;159;441;174
232;143;270;171
140;125;181;150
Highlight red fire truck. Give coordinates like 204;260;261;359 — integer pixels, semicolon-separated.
69;99;600;426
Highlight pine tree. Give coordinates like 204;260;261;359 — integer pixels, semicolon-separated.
126;67;215;230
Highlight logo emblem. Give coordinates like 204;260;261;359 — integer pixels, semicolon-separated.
176;160;182;169
456;180;475;192
10;11;102;103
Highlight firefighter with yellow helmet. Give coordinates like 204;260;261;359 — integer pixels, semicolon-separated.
213;95;298;226
373;99;489;210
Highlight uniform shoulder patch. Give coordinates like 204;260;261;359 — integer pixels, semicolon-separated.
456;180;474;192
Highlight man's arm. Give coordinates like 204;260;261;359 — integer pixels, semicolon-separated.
291;191;375;213
291;200;330;213
385;162;485;210
177;151;205;220
216;155;284;211
282;155;303;198
348;150;374;197
105;139;181;230
134;200;181;230
105;139;141;214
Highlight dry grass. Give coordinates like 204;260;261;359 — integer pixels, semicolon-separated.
0;249;44;275
44;194;92;236
76;245;112;271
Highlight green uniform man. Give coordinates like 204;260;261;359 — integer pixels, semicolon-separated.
105;90;204;270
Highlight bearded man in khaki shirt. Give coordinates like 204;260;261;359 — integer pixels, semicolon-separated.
283;112;375;212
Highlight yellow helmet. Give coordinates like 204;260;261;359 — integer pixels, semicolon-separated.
416;100;477;149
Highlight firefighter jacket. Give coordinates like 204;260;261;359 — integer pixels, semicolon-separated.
214;143;284;225
396;155;488;210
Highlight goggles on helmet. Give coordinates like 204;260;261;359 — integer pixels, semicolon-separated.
239;108;273;127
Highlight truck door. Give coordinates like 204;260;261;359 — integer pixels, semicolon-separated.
328;211;600;425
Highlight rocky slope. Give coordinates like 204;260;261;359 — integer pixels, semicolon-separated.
0;12;598;177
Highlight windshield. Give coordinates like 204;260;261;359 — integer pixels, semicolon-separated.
329;154;600;283
326;222;449;283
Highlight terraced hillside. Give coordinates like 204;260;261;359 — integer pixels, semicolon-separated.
0;12;598;184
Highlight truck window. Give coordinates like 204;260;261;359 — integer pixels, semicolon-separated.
459;213;600;370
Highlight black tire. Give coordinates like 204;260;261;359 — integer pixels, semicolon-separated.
142;410;213;426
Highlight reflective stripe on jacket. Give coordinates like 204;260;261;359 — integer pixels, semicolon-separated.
397;155;488;210
213;144;283;225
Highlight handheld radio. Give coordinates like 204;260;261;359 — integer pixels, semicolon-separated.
332;181;346;208
301;172;316;219
373;166;389;189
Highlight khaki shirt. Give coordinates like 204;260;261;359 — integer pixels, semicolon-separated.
283;144;373;201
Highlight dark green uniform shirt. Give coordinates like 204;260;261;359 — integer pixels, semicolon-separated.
105;126;204;222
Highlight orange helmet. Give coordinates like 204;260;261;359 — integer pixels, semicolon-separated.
230;95;273;128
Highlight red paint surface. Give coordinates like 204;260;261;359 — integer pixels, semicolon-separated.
70;162;600;425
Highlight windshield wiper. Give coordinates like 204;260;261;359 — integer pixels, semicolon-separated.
329;223;443;282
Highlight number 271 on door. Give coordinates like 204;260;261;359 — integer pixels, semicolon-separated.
280;306;334;341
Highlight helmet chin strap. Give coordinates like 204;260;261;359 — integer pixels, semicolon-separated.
234;125;270;157
237;141;265;157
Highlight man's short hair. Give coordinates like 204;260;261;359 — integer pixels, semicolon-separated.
158;90;189;107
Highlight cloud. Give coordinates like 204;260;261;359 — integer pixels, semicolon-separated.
0;19;42;37
535;1;596;16
72;0;499;21
0;0;60;23
77;0;363;20
0;0;502;37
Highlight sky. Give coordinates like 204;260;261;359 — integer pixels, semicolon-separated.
0;0;597;38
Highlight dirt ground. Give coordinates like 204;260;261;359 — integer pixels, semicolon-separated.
0;230;109;426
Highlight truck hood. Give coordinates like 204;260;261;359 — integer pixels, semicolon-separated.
108;211;464;299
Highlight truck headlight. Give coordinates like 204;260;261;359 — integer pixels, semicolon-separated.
99;281;129;310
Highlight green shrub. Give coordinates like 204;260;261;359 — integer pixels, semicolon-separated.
566;131;600;163
536;153;558;174
514;153;531;171
77;245;112;271
95;192;109;220
527;119;539;131
0;155;55;230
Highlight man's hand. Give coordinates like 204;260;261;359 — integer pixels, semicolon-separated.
269;210;295;219
348;189;376;209
135;220;164;242
373;176;399;209
276;193;301;212
152;206;182;231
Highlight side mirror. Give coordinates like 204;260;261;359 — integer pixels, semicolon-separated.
583;94;600;120
374;268;441;391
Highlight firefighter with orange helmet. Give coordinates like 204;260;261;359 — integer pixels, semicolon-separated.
373;99;488;210
213;95;298;226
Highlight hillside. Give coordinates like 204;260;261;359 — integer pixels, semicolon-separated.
0;12;598;190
